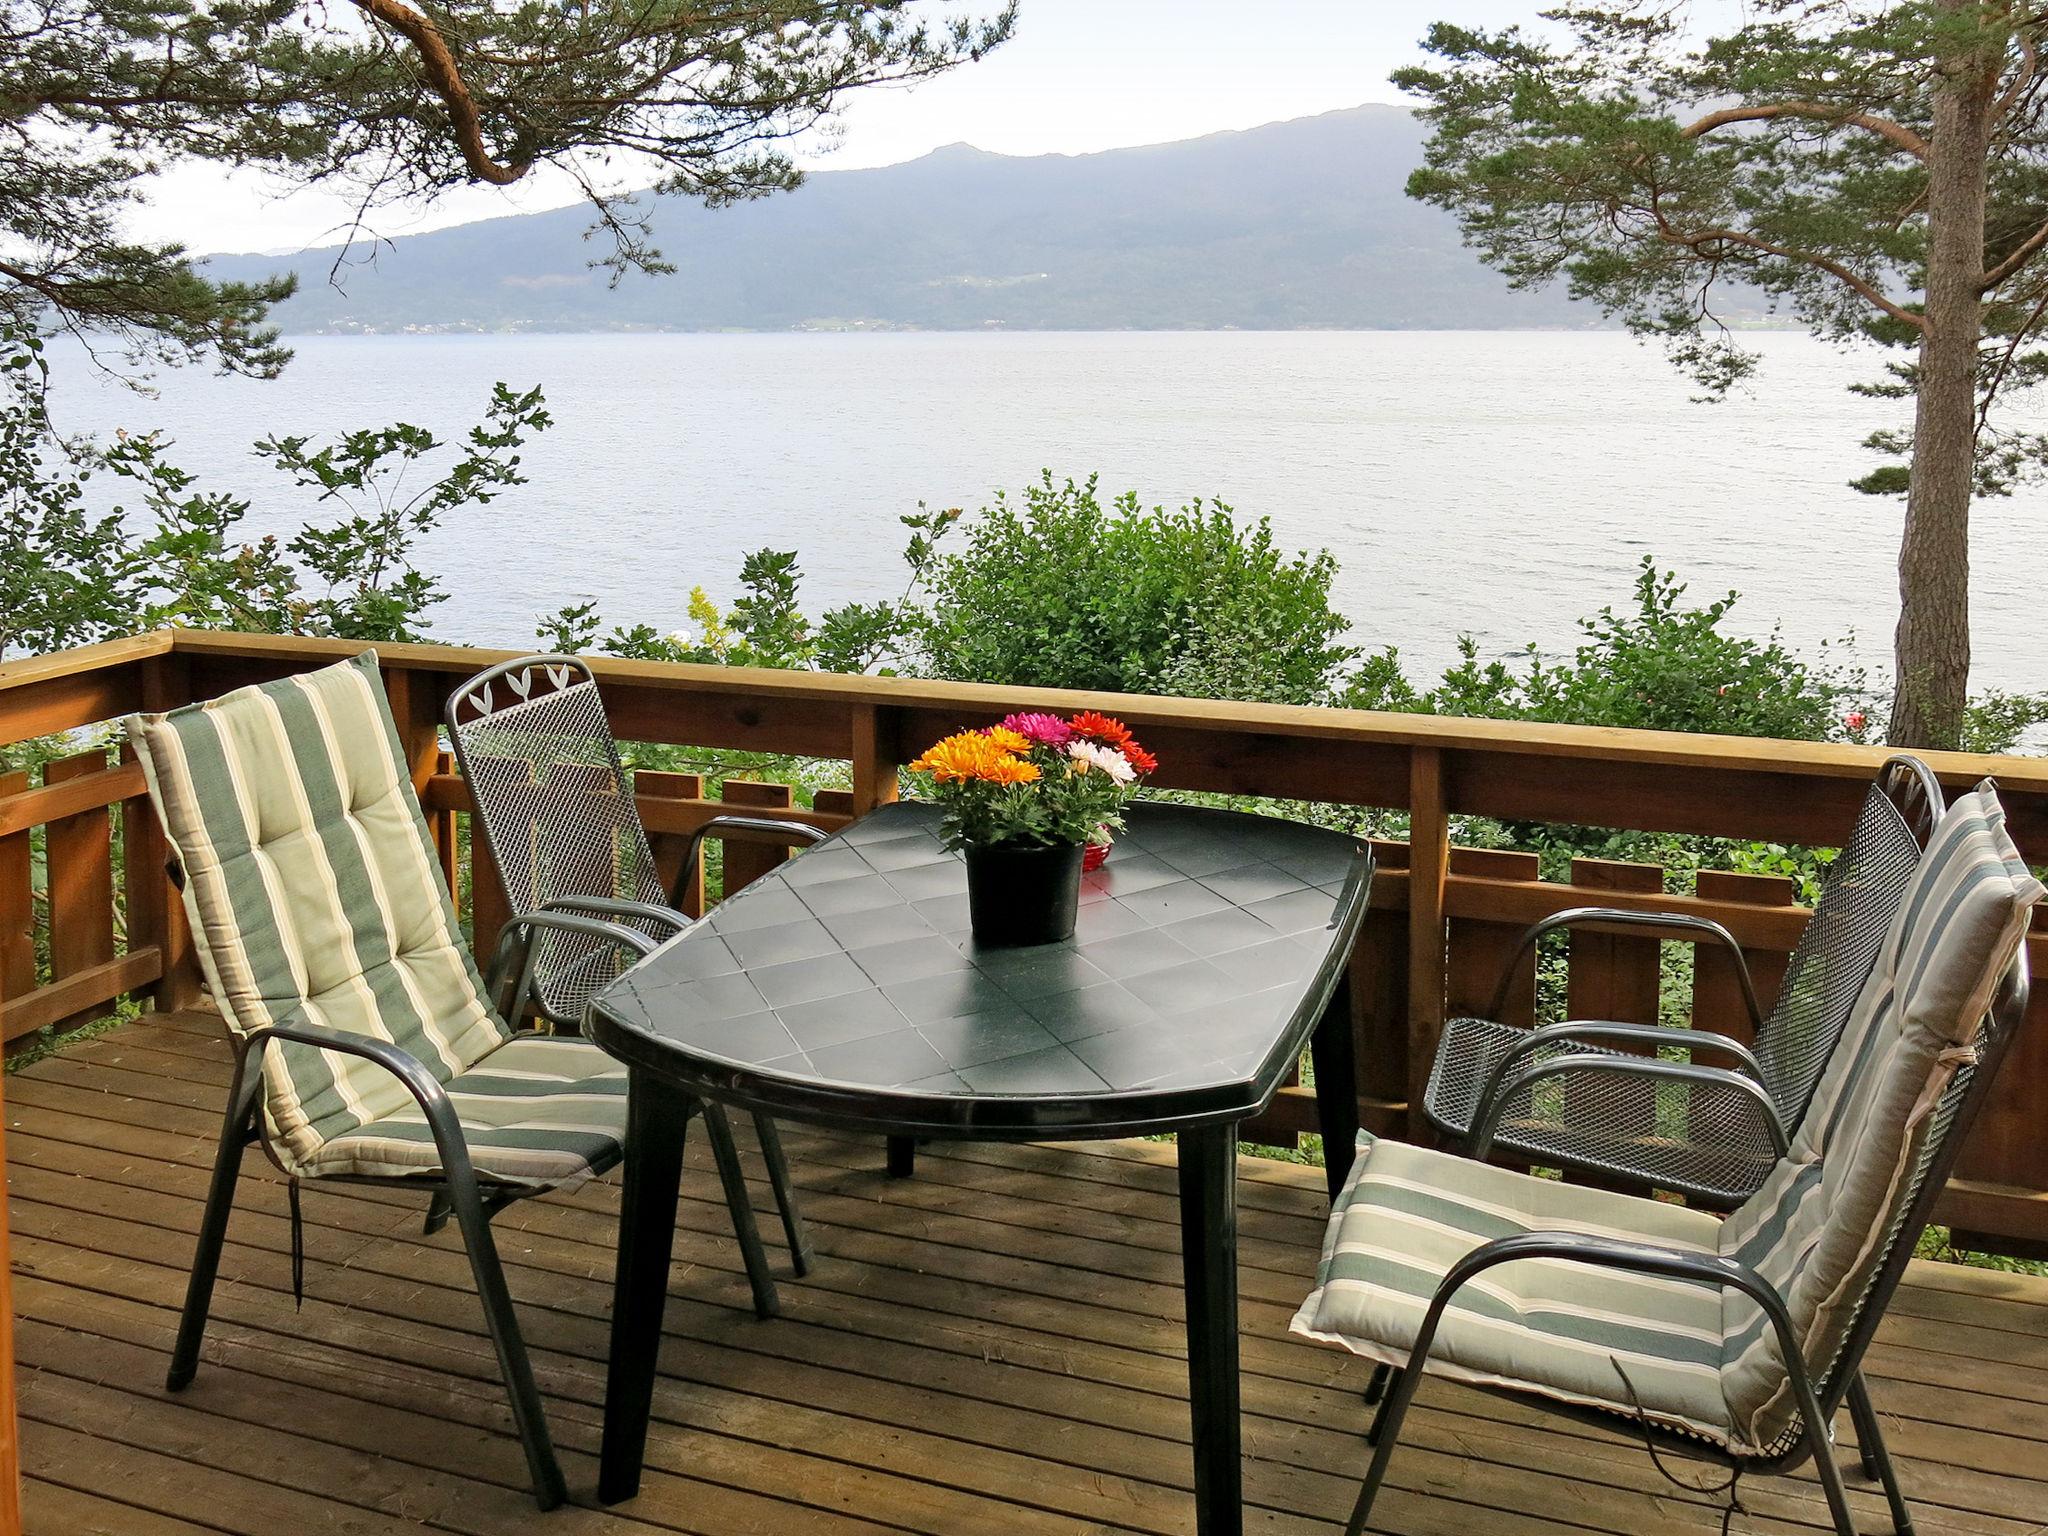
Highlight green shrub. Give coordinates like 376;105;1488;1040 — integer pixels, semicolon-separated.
910;473;1355;703
1343;559;1873;742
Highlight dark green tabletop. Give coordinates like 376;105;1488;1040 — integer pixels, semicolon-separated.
588;798;1373;1138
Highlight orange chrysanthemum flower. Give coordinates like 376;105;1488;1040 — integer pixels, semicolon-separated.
1122;740;1158;776
980;755;1041;786
1069;710;1133;749
910;731;1040;785
983;725;1033;754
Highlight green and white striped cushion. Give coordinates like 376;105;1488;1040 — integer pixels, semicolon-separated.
1719;783;2042;1444
303;1033;628;1183
1291;1133;1734;1444
128;652;509;1173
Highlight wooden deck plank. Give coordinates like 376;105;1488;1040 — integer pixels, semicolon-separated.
8;1013;2048;1535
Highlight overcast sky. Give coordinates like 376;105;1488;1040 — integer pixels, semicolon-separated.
134;1;1598;257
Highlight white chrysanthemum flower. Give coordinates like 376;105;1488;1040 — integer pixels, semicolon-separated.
1068;740;1135;783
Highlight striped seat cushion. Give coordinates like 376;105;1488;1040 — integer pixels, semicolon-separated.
128;652;510;1175
1291;1133;1734;1444
304;1033;628;1184
1719;783;2042;1445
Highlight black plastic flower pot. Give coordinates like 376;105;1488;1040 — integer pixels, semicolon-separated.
963;839;1085;948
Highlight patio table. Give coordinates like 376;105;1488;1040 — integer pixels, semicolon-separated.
588;798;1375;1535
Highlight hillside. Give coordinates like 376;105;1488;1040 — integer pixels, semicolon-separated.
205;106;1598;333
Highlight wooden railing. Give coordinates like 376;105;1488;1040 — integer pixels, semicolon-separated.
4;628;2047;1254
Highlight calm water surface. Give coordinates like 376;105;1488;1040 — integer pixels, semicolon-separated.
49;331;2045;695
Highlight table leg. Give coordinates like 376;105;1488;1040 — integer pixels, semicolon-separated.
1309;971;1360;1203
886;1135;917;1178
1177;1122;1241;1536
598;1067;693;1504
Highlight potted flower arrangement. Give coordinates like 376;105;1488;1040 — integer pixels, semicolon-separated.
909;710;1158;947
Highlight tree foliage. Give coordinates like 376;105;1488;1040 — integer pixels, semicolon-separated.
0;328;139;658
1395;2;2048;746
3;0;1013;372
0;326;551;656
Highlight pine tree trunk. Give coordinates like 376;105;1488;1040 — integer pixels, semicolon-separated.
1890;9;1994;750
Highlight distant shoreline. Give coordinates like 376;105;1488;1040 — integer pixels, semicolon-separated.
267;321;1806;339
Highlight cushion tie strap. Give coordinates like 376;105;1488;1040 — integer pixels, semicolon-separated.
1610;1358;1747;1536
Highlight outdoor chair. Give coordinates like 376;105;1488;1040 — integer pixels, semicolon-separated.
128;651;774;1510
1293;780;2040;1536
446;652;823;1303
1424;754;1946;1209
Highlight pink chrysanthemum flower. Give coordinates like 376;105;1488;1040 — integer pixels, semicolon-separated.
1000;711;1074;746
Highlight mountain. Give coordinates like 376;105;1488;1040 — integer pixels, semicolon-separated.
205;106;1598;334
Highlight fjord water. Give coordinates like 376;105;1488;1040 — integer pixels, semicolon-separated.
52;329;2043;695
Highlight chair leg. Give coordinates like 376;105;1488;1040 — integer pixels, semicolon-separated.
702;1102;780;1319
1361;1362;1391;1407
423;1190;453;1236
168;1058;260;1391
1786;1370;1859;1536
449;1185;567;1510
751;1110;812;1277
1365;1368;1404;1444
1849;1373;1915;1536
1345;1353;1425;1536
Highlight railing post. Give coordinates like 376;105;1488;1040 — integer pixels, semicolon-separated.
44;750;116;1033
137;652;201;1013
381;665;444;799
720;780;796;896
851;703;899;815
0;771;30;1011
638;771;707;918
1406;747;1450;1139
0;1071;17;1536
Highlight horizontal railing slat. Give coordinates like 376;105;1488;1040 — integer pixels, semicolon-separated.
0;951;162;1043
0;762;147;840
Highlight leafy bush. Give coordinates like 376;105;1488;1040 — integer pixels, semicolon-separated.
1344;559;1874;742
909;473;1354;703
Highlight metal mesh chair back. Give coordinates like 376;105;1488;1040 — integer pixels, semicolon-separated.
1749;759;1937;1122
449;657;670;1023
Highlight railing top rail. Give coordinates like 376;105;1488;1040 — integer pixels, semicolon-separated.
145;629;2048;793
0;631;172;692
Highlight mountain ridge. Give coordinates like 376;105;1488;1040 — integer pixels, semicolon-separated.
205;106;1600;334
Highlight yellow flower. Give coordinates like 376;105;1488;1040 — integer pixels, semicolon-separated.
910;731;1039;785
981;755;1041;785
984;726;1032;754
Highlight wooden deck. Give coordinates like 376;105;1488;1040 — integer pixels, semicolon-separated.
7;1011;2047;1536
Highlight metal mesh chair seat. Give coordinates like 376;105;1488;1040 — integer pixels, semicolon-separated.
1423;757;1939;1207
1424;1014;1781;1205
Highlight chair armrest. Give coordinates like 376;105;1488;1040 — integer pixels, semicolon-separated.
243;1020;477;1187
1474;1024;1777;1146
1438;1230;1788;1324
499;909;661;961
674;814;831;908
539;894;688;933
1484;907;1764;1032
1469;1051;1790;1161
487;909;664;1028
1389;1231;1832;1463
